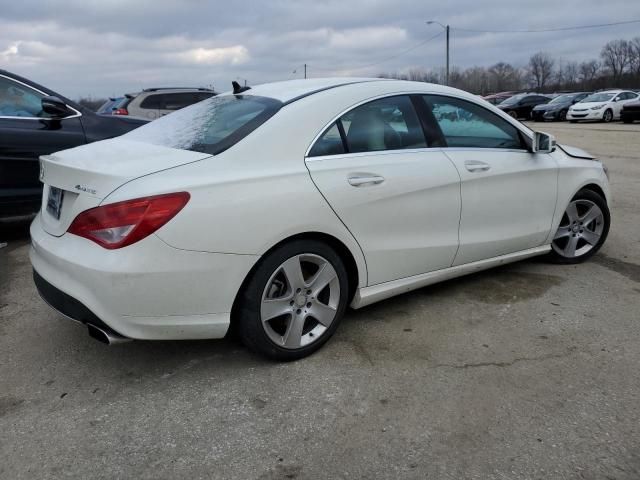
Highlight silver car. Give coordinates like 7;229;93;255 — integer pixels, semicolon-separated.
123;87;216;120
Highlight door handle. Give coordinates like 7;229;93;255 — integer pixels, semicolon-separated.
347;175;385;187
464;161;491;172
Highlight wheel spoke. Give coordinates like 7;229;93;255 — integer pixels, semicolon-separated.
554;227;571;240
283;314;305;348
308;263;337;296
565;202;579;223
261;297;292;322
580;205;601;226
309;301;336;327
582;229;600;246
563;235;579;257
280;255;305;290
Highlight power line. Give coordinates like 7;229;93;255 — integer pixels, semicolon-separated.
453;19;640;34
310;30;444;74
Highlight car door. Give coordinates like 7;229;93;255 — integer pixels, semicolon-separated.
615;92;638;117
305;94;461;285
420;94;558;266
0;74;86;214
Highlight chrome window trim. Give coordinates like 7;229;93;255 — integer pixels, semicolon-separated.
304;90;534;159
306;146;531;163
0;73;82;121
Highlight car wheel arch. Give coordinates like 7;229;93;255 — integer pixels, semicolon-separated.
229;231;363;329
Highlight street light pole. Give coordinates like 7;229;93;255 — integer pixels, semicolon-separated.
426;21;450;86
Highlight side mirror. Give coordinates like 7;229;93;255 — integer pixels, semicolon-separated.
532;131;555;153
41;96;73;118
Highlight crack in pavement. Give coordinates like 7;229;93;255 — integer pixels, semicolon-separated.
432;349;578;370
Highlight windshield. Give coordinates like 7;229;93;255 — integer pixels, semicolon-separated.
548;94;575;105
123;94;282;155
581;93;615;103
499;94;526;106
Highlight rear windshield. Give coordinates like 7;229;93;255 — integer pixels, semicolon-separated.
123;94;282;155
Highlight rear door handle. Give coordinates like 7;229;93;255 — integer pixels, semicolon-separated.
464;160;491;172
348;175;385;187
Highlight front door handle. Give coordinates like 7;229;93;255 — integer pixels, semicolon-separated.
348;175;385;187
464;160;491;172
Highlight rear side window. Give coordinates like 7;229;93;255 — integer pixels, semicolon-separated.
163;92;202;110
123;95;282;155
424;95;523;150
308;123;345;157
342;96;426;153
139;94;163;109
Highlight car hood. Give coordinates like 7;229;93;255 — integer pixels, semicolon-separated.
571;102;608;109
39;139;212;236
558;144;596;160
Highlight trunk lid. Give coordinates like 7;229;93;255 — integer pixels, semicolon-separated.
39;138;211;236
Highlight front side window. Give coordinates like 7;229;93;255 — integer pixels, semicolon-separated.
424;95;523;149
123;94;282;155
0;76;50;118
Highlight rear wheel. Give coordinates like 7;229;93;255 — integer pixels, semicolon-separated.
236;240;349;360
602;109;613;123
549;189;610;264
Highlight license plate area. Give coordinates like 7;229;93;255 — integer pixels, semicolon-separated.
46;186;65;220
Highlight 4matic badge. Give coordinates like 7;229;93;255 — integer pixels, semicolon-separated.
75;184;97;195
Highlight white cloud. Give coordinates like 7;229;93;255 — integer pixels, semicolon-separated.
172;45;250;66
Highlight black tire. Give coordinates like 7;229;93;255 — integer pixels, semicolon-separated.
558;110;567;121
548;189;610;265
508;110;518;119
602;109;613;123
235;239;349;361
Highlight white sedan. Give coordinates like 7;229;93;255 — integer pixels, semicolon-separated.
567;90;639;122
31;78;611;360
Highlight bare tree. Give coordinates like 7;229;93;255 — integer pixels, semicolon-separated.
629;37;640;75
488;62;521;92
564;61;579;88
600;39;631;80
528;52;555;91
578;60;600;87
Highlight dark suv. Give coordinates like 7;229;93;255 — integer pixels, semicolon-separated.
497;93;551;119
0;70;146;218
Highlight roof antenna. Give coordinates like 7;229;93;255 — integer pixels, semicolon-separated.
232;81;251;94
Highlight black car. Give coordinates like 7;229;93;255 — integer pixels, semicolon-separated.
497;93;551;119
621;100;640;123
531;92;591;122
0;70;146;218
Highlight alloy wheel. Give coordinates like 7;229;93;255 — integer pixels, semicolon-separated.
552;199;604;258
603;110;613;122
260;254;340;349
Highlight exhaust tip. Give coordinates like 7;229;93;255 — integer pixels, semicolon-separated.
87;323;131;345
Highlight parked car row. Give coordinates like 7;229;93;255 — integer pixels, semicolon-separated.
0;69;146;217
482;89;640;123
97;87;216;120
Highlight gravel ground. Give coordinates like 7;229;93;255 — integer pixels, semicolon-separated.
1;121;639;480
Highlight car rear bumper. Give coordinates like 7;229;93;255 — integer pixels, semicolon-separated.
621;110;640;121
30;213;259;340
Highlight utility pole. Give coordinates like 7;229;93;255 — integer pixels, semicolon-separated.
426;21;450;86
304;64;307;79
445;25;450;86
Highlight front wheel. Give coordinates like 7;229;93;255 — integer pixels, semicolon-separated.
508;110;518;119
602;109;613;123
549;189;610;264
235;239;349;360
558;110;567;121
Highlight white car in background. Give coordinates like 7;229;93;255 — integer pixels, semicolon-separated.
31;78;611;360
567;90;640;122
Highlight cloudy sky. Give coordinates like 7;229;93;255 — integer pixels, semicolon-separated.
1;0;639;98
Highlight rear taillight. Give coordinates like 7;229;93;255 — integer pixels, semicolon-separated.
113;108;128;115
68;192;190;249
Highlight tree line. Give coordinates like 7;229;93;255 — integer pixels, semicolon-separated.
379;37;640;95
